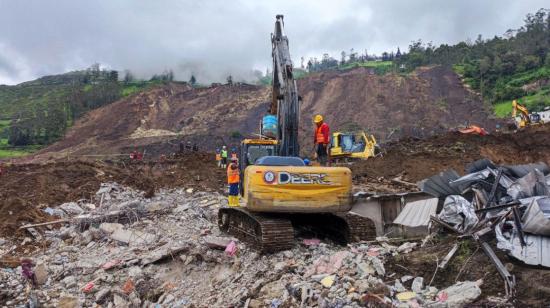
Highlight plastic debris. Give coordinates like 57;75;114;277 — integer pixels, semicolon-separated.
82;281;95;293
303;238;321;246
101;259;122;270
396;291;416;302
434;280;482;306
225;241;237;256
438;195;478;232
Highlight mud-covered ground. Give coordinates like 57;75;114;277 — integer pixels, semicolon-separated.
0;153;224;238
352;124;550;184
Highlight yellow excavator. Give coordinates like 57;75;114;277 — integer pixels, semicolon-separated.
330;131;379;163
512;99;541;129
218;15;375;253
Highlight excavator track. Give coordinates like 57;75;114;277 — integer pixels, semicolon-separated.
339;212;377;242
218;207;294;253
219;208;376;253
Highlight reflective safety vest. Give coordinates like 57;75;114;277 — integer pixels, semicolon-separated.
227;164;240;184
215;153;221;161
315;122;330;144
221;150;228;158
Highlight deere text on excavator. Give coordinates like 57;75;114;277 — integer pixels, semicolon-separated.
217;15;375;253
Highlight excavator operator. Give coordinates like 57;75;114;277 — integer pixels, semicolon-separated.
313;114;330;166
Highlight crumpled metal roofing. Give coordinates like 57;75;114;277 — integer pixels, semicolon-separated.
505;233;550;268
502;162;550;178
450;168;515;191
465;158;496;174
393;198;438;227
522;197;550;236
418;169;461;198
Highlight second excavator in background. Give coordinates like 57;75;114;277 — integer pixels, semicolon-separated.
512;99;541;129
218;15;375;253
329;131;379;163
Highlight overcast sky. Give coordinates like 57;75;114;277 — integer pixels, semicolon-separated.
0;0;547;85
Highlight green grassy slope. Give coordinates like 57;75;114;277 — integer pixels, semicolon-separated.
0;70;167;158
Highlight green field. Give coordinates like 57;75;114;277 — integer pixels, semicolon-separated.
0;148;33;159
494;87;550;117
0;134;41;159
453;64;550;118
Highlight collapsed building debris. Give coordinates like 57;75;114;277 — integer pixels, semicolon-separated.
0;181;499;307
417;158;550;299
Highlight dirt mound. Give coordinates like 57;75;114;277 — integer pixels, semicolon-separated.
352;124;550;183
0;153;224;238
298;65;496;151
28;65;496;161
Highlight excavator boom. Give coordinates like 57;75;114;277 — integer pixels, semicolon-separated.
271;15;300;157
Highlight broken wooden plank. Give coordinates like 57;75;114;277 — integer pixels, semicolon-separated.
430;216;461;234
475;239;516;298
391;177;418;188
438;243;459;269
19;219;69;229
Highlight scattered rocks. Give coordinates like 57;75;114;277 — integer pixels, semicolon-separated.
1;182;478;307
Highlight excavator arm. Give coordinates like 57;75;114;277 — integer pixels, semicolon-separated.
271;15;300;157
512;100;530;123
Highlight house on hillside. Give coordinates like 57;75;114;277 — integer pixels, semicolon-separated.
538;107;550;123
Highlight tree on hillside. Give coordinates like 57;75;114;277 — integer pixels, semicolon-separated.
340;51;346;65
396;47;402;58
123;70;135;84
109;70;119;82
394;8;550;104
189;75;197;86
90;63;101;81
226;75;233;86
349;48;356;63
307;60;313;72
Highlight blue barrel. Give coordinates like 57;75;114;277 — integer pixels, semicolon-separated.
262;115;278;138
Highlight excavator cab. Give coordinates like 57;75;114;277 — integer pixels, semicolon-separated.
239;139;278;195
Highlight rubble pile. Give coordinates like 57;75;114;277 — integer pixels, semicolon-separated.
417;159;550;298
1;183;489;307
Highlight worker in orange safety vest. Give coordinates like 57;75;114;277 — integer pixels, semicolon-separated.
313;114;330;166
226;157;240;207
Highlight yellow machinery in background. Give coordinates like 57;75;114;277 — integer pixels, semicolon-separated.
330;131;379;162
512;99;541;129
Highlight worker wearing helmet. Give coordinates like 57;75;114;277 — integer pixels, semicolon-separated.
221;146;228;168
227;157;240;207
313;114;330;166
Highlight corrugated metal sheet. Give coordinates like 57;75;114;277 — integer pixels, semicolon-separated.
508;234;550;267
450;168;514;191
393;198;438;227
522;197;550;236
503;162;550;178
465;158;495;174
418;169;461;197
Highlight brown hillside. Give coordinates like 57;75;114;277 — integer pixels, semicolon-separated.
32;66;495;160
